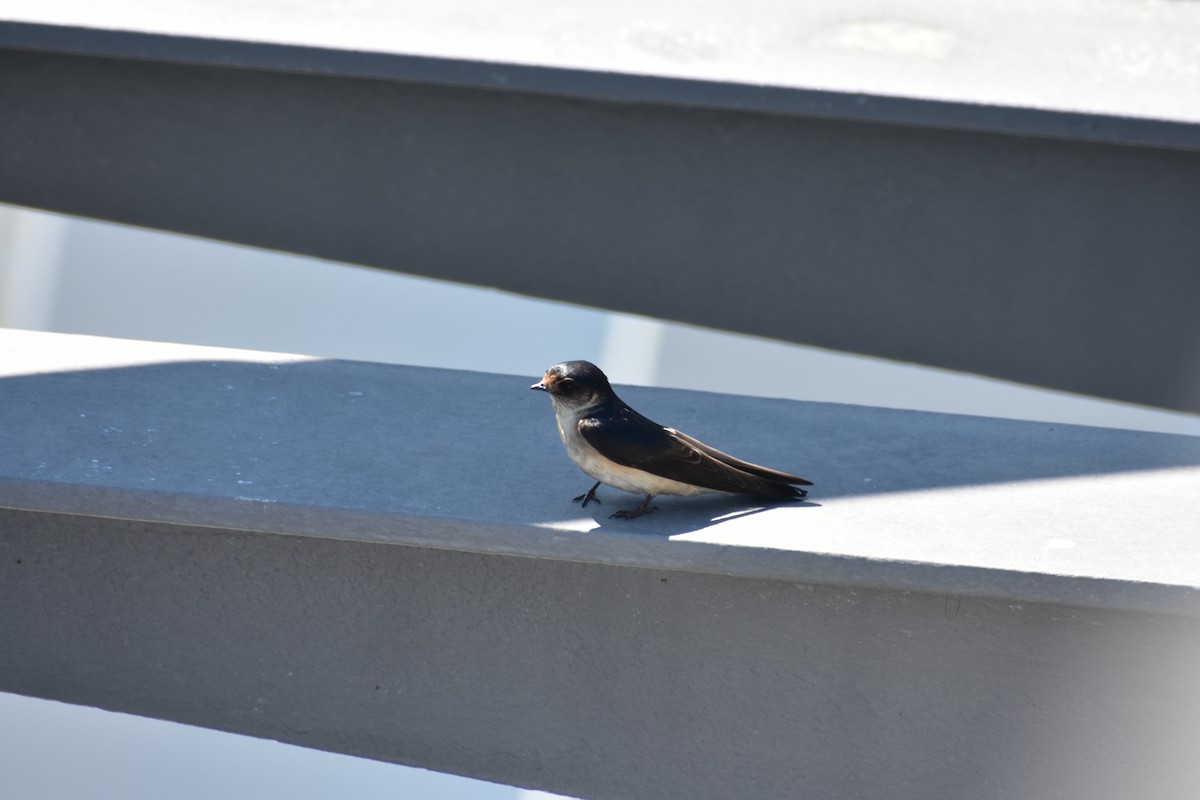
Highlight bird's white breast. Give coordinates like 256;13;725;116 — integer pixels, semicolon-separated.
553;402;719;497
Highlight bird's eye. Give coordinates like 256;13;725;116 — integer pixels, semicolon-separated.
559;378;576;392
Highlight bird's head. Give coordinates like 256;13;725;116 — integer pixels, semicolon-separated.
531;360;614;410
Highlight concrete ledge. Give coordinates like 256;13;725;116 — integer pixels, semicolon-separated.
4;9;1200;411
3;331;1200;798
2;18;1199;154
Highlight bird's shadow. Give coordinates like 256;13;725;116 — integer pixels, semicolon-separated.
576;492;821;538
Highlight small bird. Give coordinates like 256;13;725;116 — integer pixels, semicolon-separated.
531;360;812;519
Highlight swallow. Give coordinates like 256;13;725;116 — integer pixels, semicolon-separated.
531;360;812;519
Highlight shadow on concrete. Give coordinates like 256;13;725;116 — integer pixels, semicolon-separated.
6;352;1200;800
571;494;821;538
1;356;1199;535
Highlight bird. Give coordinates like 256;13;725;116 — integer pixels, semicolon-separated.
531;360;812;519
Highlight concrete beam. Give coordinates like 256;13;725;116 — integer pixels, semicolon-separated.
2;6;1200;411
2;330;1199;798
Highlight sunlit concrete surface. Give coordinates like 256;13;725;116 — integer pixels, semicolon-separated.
3;331;1198;798
2;329;1197;608
5;0;1200;125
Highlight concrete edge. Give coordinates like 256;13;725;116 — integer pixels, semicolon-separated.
3;478;1197;619
2;20;1199;152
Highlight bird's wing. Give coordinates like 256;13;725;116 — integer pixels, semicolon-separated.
667;428;812;486
578;407;805;499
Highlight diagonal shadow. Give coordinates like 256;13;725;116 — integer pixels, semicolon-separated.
1;356;1198;540
553;493;822;538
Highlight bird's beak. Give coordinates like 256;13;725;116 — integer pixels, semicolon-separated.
531;381;547;391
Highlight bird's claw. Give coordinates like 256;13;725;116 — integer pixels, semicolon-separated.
610;495;658;520
572;481;602;508
609;507;658;520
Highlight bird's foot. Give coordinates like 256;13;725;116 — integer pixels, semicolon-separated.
610;494;658;520
572;481;602;508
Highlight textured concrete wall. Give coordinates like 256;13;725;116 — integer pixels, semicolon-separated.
2;331;1199;798
2;17;1200;411
5;510;1199;800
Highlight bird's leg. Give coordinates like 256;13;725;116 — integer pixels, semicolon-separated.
611;494;658;520
572;481;602;507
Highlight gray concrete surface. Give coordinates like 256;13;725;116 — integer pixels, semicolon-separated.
3;7;1200;412
2;330;1198;609
5;0;1200;138
2;331;1199;798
